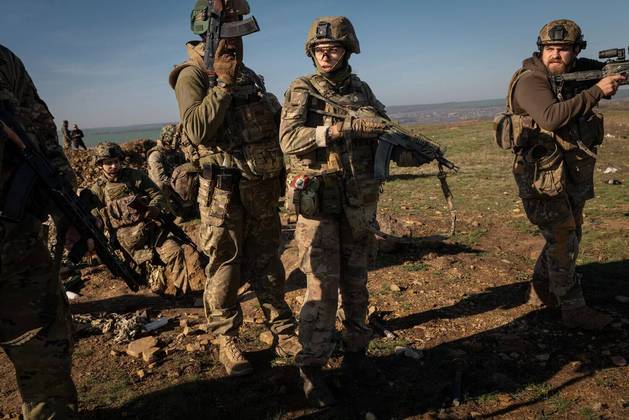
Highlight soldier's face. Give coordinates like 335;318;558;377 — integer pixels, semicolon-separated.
313;43;345;73
102;158;121;176
541;45;577;74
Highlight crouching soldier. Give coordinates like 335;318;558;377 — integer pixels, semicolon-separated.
86;142;207;296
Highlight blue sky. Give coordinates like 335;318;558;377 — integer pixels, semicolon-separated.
1;0;627;128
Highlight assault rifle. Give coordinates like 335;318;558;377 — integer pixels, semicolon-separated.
128;196;202;254
0;109;142;292
203;0;260;87
550;47;629;87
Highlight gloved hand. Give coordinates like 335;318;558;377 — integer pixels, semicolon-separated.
214;38;243;87
327;117;388;141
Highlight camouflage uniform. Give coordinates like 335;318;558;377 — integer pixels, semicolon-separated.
280;17;387;368
147;124;195;217
507;20;613;328
88;164;206;296
169;41;297;341
0;44;77;419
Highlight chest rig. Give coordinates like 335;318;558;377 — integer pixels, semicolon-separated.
208;68;283;180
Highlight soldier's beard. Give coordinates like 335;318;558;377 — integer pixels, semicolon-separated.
547;61;569;75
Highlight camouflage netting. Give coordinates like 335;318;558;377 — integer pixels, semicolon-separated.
66;139;156;188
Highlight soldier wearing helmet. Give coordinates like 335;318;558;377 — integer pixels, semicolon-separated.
86;142;207;297
147;124;189;217
279;16;392;407
504;19;626;330
169;0;300;377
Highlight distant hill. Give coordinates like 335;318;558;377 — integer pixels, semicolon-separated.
68;89;629;145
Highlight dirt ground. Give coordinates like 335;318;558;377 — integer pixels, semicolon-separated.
1;103;628;419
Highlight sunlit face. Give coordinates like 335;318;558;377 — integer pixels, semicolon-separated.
101;158;121;178
313;42;346;73
541;44;577;75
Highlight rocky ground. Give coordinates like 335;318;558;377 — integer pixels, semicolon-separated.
1;103;628;419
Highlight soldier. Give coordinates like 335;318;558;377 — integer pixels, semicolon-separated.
61;120;72;149
170;0;300;376
147;123;190;217
0;44;78;419
280;16;390;406
87;142;207;296
506;20;625;329
70;123;87;150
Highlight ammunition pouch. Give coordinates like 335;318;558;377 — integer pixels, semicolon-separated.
493;112;537;150
197;165;239;226
171;163;200;204
564;148;596;185
106;195;145;229
513;144;565;199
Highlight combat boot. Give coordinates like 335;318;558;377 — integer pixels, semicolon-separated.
527;280;558;308
299;366;336;408
218;335;253;377
275;334;302;358
561;306;613;331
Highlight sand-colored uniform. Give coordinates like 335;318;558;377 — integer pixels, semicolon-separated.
88;168;205;296
170;41;296;337
510;54;606;308
0;44;78;419
280;72;385;366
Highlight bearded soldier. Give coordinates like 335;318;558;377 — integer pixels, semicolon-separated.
505;20;625;329
0;44;78;419
86;142;207;296
169;0;300;376
280;17;392;406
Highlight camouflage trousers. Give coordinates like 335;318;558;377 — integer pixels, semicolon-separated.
522;193;587;309
295;208;373;367
198;177;296;337
154;238;207;297
0;215;77;419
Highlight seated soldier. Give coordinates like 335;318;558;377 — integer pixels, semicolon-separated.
148;123;199;220
86;142;207;296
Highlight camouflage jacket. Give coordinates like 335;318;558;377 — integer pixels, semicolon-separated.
147;144;185;190
88;168;164;263
0;44;76;218
279;72;385;208
169;41;283;181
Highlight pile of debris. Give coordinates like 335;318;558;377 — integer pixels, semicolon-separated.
66;139;155;188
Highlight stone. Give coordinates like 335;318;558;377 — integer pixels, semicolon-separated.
179;319;189;328
136;369;146;379
365;413;377;420
259;331;275;346
183;326;194;336
196;334;212;346
389;283;401;292
126;336;158;358
142;347;163;364
614;295;629;304
611;356;627;367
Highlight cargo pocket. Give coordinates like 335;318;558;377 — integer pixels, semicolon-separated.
203;187;232;227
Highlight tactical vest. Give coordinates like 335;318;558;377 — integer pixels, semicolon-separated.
170;59;283;181
92;169;155;263
506;69;603;199
286;74;381;208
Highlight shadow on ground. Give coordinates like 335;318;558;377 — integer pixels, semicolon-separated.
81;260;629;419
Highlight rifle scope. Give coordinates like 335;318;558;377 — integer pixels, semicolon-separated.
599;48;626;60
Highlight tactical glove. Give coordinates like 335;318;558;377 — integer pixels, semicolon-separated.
328;117;388;141
214;39;243;87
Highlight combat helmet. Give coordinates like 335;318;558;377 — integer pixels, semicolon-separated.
159;124;178;148
94;142;124;164
537;19;586;50
191;0;251;35
305;16;360;57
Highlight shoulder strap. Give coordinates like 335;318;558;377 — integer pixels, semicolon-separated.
506;69;531;113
